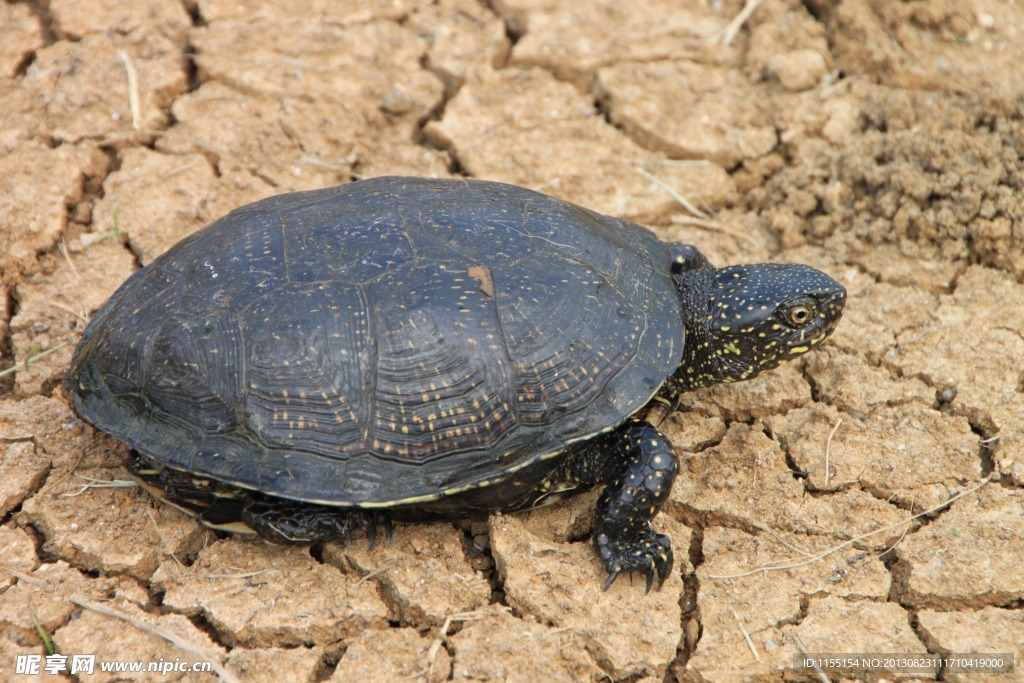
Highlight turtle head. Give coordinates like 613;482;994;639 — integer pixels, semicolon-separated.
667;263;846;395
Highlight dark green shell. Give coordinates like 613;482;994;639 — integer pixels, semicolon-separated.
66;177;683;506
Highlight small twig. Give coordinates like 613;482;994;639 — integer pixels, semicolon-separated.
0;433;36;442
117;50;141;130
641;166;763;246
59;474;138;497
424;615;452;674
419;610;492;678
168;552;189;573
44;451;85;490
718;0;764;46
815;71;856;99
74;474;137;486
111;203;123;239
793;635;830;683
146;509;171;554
731;608;760;662
95;129;165;146
46;300;89;323
201;570;276;580
709;476;993;579
58;238;79;280
354;560;396;587
759;526;818;559
0;342;68;378
823;417;842;490
159;164;199;180
668;213;760;248
876;502;913;560
0;565;48;585
636;167;710;219
297;156;351;172
72;598;240;683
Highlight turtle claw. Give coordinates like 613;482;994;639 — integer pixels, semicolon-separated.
596;531;674;593
363;511;394;550
644;565;656;594
342;510;393;550
366;520;377;550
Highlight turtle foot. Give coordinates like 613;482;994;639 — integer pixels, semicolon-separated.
243;499;393;547
596;530;673;593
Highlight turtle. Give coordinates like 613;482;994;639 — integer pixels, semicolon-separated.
65;176;846;592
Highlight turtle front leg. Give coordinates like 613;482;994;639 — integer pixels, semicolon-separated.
242;498;392;548
547;419;679;592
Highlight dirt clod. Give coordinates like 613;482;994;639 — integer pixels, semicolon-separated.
324;523;491;626
152;539;389;648
331;627;452;683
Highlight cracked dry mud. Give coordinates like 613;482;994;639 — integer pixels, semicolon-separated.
1;0;1022;681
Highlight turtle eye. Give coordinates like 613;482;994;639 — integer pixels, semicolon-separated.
786;304;814;326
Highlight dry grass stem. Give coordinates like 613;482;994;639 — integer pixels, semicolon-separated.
117;50;141;130
731;608;761;661
636;167;710;219
201;570;276;580
59;474;138;497
72;597;240;683
876;503;913;560
96;129;165;146
46;300;88;322
0;343;68;378
824;417;842;489
354;560;396;586
709;476;993;579
760;526;818;559
669;215;760;248
420;610;492;677
0;565;48;585
793;635;830;683
718;0;764;46
58;238;79;279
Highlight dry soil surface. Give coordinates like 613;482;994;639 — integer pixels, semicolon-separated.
2;0;1023;681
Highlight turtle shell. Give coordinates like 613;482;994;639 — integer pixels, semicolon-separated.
66;177;683;506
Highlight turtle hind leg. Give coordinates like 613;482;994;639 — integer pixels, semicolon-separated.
127;453;256;535
552;419;679;592
242;497;392;548
126;453;393;547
